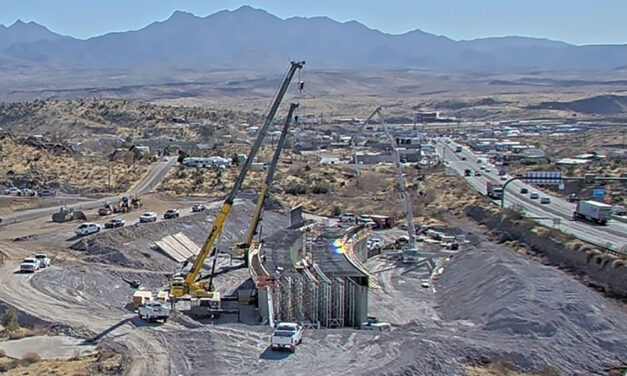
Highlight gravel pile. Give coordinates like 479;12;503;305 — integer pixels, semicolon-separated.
70;199;288;271
436;245;627;373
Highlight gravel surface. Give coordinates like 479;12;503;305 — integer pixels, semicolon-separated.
435;242;627;374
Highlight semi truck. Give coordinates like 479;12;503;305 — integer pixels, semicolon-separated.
486;182;504;199
574;200;612;225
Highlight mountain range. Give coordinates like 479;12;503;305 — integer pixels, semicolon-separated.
1;6;627;74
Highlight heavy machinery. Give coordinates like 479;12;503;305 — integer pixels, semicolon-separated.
373;108;419;262
231;103;299;259
169;61;305;301
98;202;114;216
112;196;142;213
51;207;86;223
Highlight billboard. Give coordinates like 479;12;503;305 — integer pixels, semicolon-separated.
522;171;562;186
592;189;605;198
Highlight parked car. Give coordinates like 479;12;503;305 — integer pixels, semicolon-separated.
358;215;375;227
3;188;21;195
530;193;539;199
192;204;207;213
19;188;36;197
74;223;101;236
104;218;126;229
540;197;551;204
20;258;40;273
34;254;51;268
339;212;356;222
139;212;158;223
38;189;56;197
520;188;528;194
271;322;303;352
163;209;180;219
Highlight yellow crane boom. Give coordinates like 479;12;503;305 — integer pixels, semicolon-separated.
170;61;305;298
233;103;299;259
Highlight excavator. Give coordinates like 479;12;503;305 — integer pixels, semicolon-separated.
169;61;305;304
230;103;299;259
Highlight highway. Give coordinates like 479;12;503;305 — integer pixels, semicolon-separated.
0;157;177;225
437;139;627;254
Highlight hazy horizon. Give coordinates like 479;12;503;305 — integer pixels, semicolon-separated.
1;1;626;45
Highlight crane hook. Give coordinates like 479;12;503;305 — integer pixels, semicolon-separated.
297;67;304;92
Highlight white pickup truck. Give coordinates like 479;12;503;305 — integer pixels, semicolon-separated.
138;301;170;323
270;322;303;352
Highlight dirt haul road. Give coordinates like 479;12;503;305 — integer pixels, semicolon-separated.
0;242;171;376
0;157;176;225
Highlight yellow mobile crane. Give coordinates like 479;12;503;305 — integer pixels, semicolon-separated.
231;102;299;259
170;61;305;299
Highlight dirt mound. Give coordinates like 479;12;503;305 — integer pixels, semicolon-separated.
529;94;627;114
436;246;627;373
71;200;288;271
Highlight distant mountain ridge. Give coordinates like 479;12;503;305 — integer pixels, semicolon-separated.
0;19;68;50
1;6;627;73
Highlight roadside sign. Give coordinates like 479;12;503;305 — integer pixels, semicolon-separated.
522;171;562;186
592;189;605;198
558;183;564;191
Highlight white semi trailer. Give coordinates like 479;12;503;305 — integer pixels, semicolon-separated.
574;200;612;225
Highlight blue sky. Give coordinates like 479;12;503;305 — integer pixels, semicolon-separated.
1;0;626;45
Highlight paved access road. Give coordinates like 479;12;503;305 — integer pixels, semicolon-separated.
0;157;177;225
437;138;627;254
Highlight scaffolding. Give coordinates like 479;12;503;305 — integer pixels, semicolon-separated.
344;278;357;327
329;278;345;328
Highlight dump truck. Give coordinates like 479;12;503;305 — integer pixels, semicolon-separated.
574;200;612;225
486;182;503;199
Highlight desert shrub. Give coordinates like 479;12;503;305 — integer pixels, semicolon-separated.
8;330;26;340
0;360;18;372
21;352;40;364
285;182;307;195
310;183;329;194
1;307;20;332
175;168;187;179
332;205;342;216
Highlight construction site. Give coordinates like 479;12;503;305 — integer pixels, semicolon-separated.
0;4;626;371
0;59;625;376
